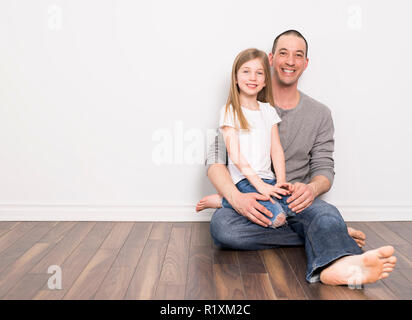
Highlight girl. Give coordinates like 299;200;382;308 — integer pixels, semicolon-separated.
196;48;294;228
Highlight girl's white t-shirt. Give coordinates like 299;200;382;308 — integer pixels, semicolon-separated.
219;101;282;185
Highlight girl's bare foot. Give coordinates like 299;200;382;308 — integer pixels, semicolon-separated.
347;227;366;248
196;194;222;212
320;245;396;286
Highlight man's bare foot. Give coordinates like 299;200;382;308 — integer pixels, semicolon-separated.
347;227;366;248
320;245;397;286
271;212;286;228
196;194;222;212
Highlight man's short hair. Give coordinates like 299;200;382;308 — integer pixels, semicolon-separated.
271;30;308;58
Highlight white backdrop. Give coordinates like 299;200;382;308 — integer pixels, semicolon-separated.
1;0;411;221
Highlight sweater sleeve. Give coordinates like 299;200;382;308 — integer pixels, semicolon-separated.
309;108;335;186
204;129;228;176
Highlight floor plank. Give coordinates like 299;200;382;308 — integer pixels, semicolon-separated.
185;222;215;299
186;245;215;299
33;222;115;300
0;222;20;237
260;248;307;300
124;223;173;299
63;222;134;300
2;222;89;299
0;243;51;298
237;251;266;274
94;222;152;300
213;263;245;300
242;273;277;300
0;222;58;274
0;222;38;255
155;223;192;299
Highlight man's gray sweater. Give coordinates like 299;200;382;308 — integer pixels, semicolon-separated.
205;91;335;186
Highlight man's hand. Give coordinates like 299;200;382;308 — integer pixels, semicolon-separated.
287;182;317;213
231;192;274;228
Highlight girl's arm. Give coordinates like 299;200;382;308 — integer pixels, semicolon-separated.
270;124;286;183
221;126;265;190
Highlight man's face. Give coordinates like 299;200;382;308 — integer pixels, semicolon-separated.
269;35;309;87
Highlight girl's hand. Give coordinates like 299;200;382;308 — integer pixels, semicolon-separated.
256;182;289;201
274;182;294;195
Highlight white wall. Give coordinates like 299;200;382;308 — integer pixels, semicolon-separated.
0;0;411;221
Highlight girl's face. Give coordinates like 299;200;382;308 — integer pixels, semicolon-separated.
236;58;266;98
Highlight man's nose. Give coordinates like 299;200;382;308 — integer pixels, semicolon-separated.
286;56;295;66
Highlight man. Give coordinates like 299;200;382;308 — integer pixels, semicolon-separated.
205;30;396;285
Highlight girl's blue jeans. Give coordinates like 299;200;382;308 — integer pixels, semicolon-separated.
221;178;295;227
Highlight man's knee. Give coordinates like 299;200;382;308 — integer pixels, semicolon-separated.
209;208;236;247
308;200;347;232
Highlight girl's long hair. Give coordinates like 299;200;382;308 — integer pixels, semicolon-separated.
225;48;274;131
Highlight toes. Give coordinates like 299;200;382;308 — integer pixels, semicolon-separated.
388;256;397;264
379;272;390;280
355;240;365;248
378;246;395;258
348;227;366;240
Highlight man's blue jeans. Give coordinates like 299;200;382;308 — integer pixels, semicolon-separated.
210;197;363;283
222;178;295;227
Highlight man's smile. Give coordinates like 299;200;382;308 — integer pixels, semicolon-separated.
281;68;296;74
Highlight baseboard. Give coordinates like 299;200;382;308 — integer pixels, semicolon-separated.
0;204;214;221
0;204;411;221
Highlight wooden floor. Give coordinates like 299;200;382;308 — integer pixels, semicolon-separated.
0;221;411;300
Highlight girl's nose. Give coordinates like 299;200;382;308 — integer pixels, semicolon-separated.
249;72;257;80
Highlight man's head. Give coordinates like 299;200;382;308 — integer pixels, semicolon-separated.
268;30;309;87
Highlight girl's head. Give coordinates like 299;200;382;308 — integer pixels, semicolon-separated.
226;48;274;131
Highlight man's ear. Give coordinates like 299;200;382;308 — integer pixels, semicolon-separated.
268;52;274;66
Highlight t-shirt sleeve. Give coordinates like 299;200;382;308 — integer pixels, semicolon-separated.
266;105;282;127
219;105;236;130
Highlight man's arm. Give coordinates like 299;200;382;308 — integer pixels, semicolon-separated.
287;108;335;213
